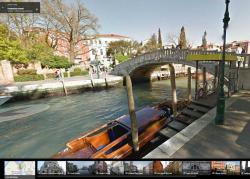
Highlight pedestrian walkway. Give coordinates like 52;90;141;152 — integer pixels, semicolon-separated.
144;90;250;159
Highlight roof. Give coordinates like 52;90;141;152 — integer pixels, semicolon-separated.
95;34;130;39
117;107;165;133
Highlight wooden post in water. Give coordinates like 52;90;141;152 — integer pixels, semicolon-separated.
203;67;207;94
60;69;68;96
125;75;139;152
89;68;95;88
104;70;108;88
187;67;191;102
195;61;198;100
169;64;177;117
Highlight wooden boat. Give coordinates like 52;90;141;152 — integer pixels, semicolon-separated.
53;106;170;159
0;95;12;106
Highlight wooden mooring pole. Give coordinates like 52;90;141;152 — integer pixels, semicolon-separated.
169;64;177;117
203;67;207;94
60;70;68;96
187;67;191;102
125;75;139;152
195;61;198;100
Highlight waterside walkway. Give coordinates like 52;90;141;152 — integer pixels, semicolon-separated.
0;75;123;100
144;90;250;159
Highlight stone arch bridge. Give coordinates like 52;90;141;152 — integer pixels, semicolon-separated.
111;49;250;84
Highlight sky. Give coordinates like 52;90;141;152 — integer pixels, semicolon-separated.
82;0;250;46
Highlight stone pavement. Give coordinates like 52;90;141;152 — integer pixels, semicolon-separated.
144;90;250;159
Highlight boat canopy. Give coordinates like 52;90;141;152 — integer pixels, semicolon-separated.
117;107;165;132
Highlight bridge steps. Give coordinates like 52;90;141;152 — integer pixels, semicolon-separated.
191;100;214;108
187;104;211;113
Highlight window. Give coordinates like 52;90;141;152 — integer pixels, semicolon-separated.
100;49;103;55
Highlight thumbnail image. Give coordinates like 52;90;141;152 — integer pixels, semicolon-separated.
164;161;183;175
182;161;211;175
37;161;66;175
67;161;94;175
108;161;124;175
124;161;154;175
4;161;35;176
211;161;240;175
241;161;250;175
88;161;109;175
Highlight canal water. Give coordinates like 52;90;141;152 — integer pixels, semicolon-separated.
0;77;195;158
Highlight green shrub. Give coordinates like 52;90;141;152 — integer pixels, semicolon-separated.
45;73;56;79
14;74;44;82
70;70;88;77
17;69;37;75
73;68;82;73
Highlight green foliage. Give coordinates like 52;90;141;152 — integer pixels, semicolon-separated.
73;68;82;73
178;26;187;49
17;69;37;75
26;43;73;68
69;68;88;76
14;74;44;82
42;55;73;69
114;53;129;63
0;24;29;64
143;33;158;52
45;73;56;79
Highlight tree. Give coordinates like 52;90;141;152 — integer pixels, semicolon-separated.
41;0;98;62
178;26;187;49
202;31;208;50
107;40;141;60
0;24;29;64
26;43;72;68
0;6;40;48
144;33;157;52
158;28;163;48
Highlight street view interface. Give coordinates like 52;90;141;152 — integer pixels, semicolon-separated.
0;0;250;178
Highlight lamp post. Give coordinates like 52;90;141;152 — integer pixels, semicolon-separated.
215;0;230;125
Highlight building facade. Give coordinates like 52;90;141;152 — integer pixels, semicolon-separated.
165;161;182;175
86;34;131;68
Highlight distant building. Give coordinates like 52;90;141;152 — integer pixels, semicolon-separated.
86;34;131;68
182;161;211;175
226;41;250;53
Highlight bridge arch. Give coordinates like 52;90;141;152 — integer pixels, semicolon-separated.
112;49;222;82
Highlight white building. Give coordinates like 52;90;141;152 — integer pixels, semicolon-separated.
87;34;131;68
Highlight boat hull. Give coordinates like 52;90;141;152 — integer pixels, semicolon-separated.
54;107;168;159
0;96;12;106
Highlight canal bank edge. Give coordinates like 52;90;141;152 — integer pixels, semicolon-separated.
143;93;239;159
1;76;123;102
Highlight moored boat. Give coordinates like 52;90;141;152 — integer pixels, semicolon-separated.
53;106;171;159
0;95;12;106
